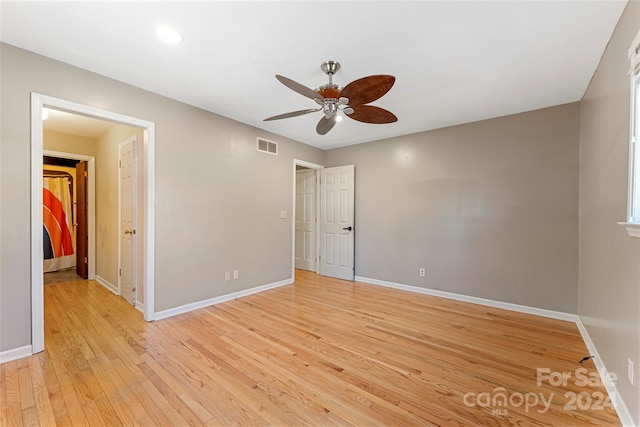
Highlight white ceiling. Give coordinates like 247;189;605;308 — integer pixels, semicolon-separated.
0;1;628;149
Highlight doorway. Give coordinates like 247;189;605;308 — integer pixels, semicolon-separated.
42;151;96;282
31;93;156;354
295;166;317;272
292;160;356;281
292;160;322;278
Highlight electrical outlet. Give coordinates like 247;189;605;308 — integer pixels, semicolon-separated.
233;269;239;279
419;268;425;277
225;271;230;281
629;359;635;385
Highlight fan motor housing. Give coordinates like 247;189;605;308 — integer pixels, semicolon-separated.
316;83;342;99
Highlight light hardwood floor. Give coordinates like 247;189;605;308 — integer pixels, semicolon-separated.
1;270;621;426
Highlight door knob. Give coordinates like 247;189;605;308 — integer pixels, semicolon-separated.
342;226;352;231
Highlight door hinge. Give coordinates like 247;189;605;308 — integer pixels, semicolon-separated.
119;160;122;168
119;268;121;276
84;170;88;177
84;257;88;264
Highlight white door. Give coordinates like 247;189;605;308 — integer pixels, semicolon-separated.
119;136;137;305
319;165;355;280
295;169;317;271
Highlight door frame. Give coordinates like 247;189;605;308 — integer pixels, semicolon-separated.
31;93;156;354
43;150;96;280
291;159;323;279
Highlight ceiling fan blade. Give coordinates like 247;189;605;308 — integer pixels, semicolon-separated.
346;105;398;124
264;108;320;121
276;74;324;102
316;115;337;135
340;75;395;106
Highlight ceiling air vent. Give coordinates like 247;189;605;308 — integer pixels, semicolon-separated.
257;137;278;155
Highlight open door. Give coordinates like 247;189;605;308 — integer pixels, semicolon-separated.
295;169;317;271
75;161;88;279
319;165;355;280
119;136;137;305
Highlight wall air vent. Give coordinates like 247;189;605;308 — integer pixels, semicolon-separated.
257;137;278;155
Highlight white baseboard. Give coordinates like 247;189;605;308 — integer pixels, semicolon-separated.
355;276;578;322
0;345;32;364
154;278;293;321
95;275;118;294
576;318;635;427
135;300;145;315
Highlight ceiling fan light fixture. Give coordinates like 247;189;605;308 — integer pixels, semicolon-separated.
156;26;183;45
265;60;397;135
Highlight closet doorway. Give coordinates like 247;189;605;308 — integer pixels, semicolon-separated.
31;93;156;354
292;159;323;277
295;166;318;272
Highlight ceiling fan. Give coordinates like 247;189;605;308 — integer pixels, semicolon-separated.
264;61;397;135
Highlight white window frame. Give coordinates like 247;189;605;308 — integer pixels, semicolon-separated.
619;33;640;238
629;72;640;221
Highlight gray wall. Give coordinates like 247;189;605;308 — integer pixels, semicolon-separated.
579;0;640;423
324;103;580;313
0;42;323;351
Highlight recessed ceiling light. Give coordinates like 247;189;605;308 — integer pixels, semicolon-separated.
156;26;183;45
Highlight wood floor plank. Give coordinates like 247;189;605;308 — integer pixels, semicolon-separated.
55;374;88;426
16;359;35;413
142;340;269;426
20;406;38;427
112;359;188;427
0;271;623;426
184;336;335;427
38;350;72;426
0;363;7;427
86;358;139;426
4;362;25;427
137;358;207;427
27;356;56;427
42;347;89;427
105;358;159;425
